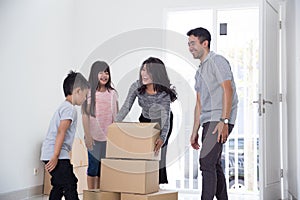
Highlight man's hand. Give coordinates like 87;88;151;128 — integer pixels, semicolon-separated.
154;138;164;156
190;132;200;150
213;122;228;143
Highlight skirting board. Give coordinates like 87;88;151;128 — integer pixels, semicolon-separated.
0;185;43;200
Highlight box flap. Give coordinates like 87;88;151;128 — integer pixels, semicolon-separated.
109;123;160;138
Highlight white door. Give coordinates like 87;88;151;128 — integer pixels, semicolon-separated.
259;0;281;199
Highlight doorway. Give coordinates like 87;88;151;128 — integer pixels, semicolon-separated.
164;7;260;197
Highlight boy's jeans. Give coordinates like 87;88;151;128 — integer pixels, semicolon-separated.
45;159;79;200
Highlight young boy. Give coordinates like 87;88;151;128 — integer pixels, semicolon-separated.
40;71;90;200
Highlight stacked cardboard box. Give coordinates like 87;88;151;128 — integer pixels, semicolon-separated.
83;189;178;200
83;189;120;200
121;190;178;200
105;122;161;160
100;158;159;194
98;122;178;200
43;137;88;195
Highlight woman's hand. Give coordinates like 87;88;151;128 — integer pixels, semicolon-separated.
154;138;164;156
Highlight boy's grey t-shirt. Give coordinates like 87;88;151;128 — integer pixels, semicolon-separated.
194;51;238;125
40;101;77;161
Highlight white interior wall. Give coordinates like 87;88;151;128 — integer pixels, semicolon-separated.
3;0;300;198
297;0;300;197
285;0;300;198
0;0;75;194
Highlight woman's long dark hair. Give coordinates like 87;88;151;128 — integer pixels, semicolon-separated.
138;57;177;102
82;61;115;117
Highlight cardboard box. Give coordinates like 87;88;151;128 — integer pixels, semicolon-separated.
70;137;88;167
83;189;120;200
43;169;51;195
106;123;161;160
121;190;178;200
43;165;88;195
100;159;159;194
75;165;88;194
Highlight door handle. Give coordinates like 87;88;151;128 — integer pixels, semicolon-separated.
263;99;273;105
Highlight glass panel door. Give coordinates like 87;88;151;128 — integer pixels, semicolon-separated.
216;8;259;194
165;7;259;197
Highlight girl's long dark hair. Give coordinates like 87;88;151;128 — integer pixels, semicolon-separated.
82;61;115;117
138;57;177;102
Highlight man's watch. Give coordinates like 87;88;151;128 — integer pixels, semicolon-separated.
220;118;229;124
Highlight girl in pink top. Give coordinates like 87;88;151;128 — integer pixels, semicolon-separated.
82;61;118;189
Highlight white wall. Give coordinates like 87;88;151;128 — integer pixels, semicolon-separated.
285;0;300;198
297;0;300;197
0;0;75;194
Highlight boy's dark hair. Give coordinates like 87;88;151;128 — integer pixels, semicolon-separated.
63;71;90;97
187;27;211;48
138;57;177;102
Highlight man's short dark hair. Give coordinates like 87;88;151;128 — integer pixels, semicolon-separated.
63;71;90;97
187;27;211;48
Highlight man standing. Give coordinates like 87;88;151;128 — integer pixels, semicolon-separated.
187;27;238;200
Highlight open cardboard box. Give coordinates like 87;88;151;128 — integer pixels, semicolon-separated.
106;122;161;160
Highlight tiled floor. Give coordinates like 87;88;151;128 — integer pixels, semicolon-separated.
26;191;259;200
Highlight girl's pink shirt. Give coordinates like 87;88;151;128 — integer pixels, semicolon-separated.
87;89;118;141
